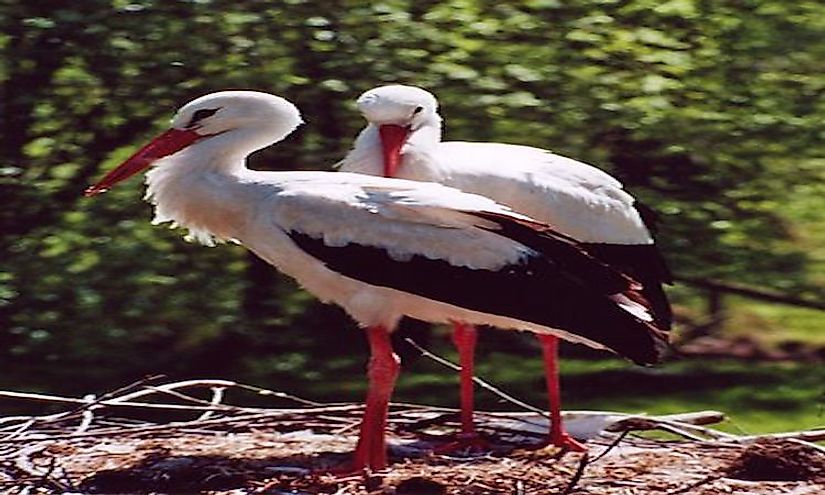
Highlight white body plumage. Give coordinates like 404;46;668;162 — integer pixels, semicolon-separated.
117;91;658;352
340;85;653;245
148;158;622;348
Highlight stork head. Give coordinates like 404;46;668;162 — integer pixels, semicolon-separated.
356;85;440;177
85;91;302;196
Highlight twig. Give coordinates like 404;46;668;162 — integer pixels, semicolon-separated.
62;374;166;419
0;389;264;414
109;379;322;408
655;423;723;442
113;380;250;409
404;338;548;417
332;420;363;435
737;428;825;445
115;379;321;410
654;410;726;426
140;385;237;411
559;452;589;495
0;405;366;444
590;430;630;463
666;474;722;495
37;457;62;491
197;386;227;421
13;444;51;475
234;383;322;407
75;396;95;435
0;375;169;432
1;419;36;441
610;415;738;442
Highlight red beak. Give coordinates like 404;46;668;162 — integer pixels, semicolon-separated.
84;128;203;197
378;124;411;178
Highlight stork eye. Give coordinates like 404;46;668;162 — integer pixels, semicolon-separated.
188;107;220;127
412;106;424;115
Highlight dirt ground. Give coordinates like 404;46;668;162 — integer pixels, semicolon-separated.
3;429;823;494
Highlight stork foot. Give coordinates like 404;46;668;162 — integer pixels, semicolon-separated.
555;432;588;452
528;432;587;453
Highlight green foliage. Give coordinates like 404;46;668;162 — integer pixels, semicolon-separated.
1;0;823;406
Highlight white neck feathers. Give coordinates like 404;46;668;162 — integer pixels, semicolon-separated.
143;119;299;246
342;118;444;180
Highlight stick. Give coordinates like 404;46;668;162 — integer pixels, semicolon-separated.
654;411;726;426
109;380;248;408
196;386;227;422
666;474;721;495
590;430;630;463
737;429;825;444
404;338;548;417
0;405;367;444
74;397;95;434
234;383;322;407
559;452;589;495
0;388;265;413
1;418;36;441
63;374;166;418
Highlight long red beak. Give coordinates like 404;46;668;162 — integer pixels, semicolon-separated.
378;124;411;178
84;128;203;197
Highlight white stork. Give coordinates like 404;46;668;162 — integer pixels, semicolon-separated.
86;91;667;471
339;84;672;452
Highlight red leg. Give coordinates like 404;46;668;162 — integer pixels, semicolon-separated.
352;326;401;471
453;322;478;436
538;334;587;452
433;322;490;454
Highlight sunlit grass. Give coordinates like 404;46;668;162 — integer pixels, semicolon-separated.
670;285;825;347
724;298;825;345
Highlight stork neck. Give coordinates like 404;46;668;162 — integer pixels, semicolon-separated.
345;118;443;179
409;116;443;148
143;126;286;245
358;117;442;153
185;127;281;173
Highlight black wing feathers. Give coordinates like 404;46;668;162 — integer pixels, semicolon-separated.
633;199;662;235
468;211;641;295
579;199;673;329
287;213;668;365
581;243;673;329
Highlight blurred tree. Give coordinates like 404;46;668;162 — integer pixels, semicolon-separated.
1;0;823;395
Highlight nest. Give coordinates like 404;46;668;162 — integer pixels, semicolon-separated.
2;375;823;494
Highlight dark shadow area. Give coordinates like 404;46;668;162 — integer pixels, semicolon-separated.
725;439;825;482
79;453;327;494
77;443;447;494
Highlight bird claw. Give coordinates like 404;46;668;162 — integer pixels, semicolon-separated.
528;432;588;453
557;433;588;452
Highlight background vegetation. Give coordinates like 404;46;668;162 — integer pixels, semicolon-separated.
2;0;823;433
